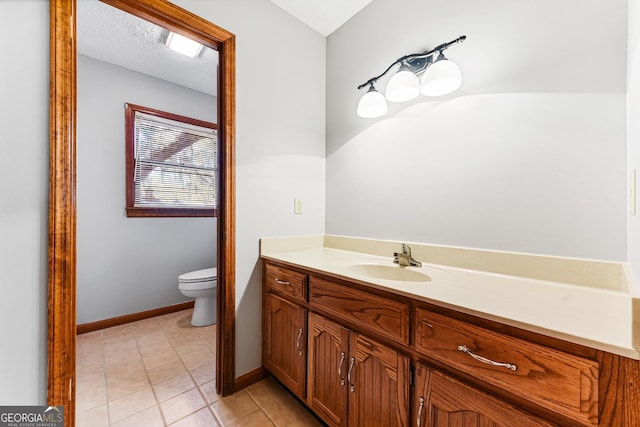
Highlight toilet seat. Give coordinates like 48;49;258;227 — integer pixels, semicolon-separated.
179;267;217;283
178;268;217;291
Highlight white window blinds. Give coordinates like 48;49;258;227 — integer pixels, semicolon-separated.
133;111;217;209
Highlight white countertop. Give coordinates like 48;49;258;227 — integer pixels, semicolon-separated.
260;236;639;360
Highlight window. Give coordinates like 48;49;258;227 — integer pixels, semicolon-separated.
125;103;217;217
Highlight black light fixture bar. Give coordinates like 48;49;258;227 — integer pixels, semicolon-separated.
357;35;467;90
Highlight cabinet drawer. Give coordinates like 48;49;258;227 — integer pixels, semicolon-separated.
265;263;307;303
309;276;409;345
415;308;598;426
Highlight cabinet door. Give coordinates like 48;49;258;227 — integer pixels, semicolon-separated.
415;367;554;427
307;313;349;427
348;332;409;427
263;292;307;399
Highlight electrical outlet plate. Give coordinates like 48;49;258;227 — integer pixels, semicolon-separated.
294;197;303;214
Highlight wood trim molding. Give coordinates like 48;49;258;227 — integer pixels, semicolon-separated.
76;301;195;335
216;33;237;397
49;0;77;419
235;367;269;392
49;1;236;424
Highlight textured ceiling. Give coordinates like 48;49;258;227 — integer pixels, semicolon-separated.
269;0;373;36
77;0;218;96
76;0;370;94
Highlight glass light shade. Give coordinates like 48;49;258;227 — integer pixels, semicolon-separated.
385;69;420;102
420;57;462;96
357;86;388;118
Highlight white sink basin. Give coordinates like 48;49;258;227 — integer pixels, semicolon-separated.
335;259;443;283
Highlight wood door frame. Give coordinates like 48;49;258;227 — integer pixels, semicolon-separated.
48;0;236;423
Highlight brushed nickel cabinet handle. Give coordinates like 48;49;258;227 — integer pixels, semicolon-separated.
457;345;517;371
417;397;424;427
275;278;291;286
347;357;356;392
338;352;346;386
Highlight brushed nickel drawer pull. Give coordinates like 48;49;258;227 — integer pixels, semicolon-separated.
347;357;356;392
417;397;424;427
338;352;346;386
296;328;304;356
457;345;517;371
275;278;291;286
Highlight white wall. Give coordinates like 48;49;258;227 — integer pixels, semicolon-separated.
0;0;49;404
77;55;217;324
0;0;325;402
628;0;640;291
326;0;628;261
168;0;327;376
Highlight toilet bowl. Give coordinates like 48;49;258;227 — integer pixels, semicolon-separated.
178;267;217;326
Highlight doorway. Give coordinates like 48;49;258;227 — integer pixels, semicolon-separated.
48;0;236;424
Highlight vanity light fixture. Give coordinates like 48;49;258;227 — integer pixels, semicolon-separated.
356;35;466;118
166;31;203;58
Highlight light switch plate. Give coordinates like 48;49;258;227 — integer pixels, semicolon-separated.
294;197;303;214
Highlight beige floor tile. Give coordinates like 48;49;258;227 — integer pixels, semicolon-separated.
210;391;260;426
104;342;141;367
247;378;321;427
258;392;322;427
77;313;323;427
169;407;219;427
226;409;276;427
142;348;181;370
157;312;187;330
131;317;160;337
110;405;164;427
102;324;135;343
198;380;221;405
77;383;108;412
189;361;215;385
108;387;157;423
175;340;210;357
152;371;196;402
159;387;206;425
77;355;105;374
77;366;106;391
181;347;214;370
146;358;187;385
76;404;109;427
245;376;290;408
107;357;146;379
77;330;103;347
137;334;173;354
166;330;201;348
106;376;151;402
106;361;149;392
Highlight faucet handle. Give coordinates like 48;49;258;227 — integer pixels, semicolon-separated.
401;243;411;255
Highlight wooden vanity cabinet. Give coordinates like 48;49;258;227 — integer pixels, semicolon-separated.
263;263;309;399
307;312;347;426
413;363;554;427
414;308;598;426
307;312;410;427
263;292;307;399
262;259;640;427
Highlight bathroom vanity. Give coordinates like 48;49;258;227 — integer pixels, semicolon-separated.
260;235;640;427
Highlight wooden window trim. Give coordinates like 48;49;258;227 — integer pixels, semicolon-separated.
124;103;218;218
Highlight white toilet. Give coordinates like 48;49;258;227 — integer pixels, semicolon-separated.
178;267;217;326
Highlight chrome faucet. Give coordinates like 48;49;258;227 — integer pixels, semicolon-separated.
393;243;422;267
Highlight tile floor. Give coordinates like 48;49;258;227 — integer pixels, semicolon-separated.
76;309;322;426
